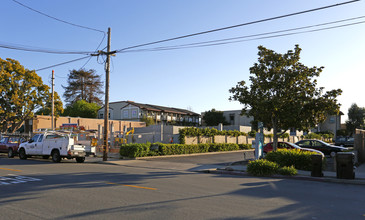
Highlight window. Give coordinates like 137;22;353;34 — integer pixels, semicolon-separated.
38;134;44;142
131;109;138;118
31;135;39;142
329;116;335;123
123;109;129;119
99;113;104;119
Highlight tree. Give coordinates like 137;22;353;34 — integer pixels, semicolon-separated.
35;91;64;118
202;109;228;126
0;58;58;133
62;69;104;106
62;100;100;118
346;103;365;135
229;45;342;151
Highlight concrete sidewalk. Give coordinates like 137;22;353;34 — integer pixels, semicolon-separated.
91;152;365;185
212;161;365;185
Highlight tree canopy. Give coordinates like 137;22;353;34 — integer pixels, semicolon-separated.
35;91;64;118
0;58;62;133
62;100;100;118
346;103;365;135
62;69;104;106
202;109;228;126
229;45;342;150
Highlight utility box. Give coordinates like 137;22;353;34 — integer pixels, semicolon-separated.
311;154;323;177
336;152;355;179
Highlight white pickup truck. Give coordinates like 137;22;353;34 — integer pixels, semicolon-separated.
18;132;87;163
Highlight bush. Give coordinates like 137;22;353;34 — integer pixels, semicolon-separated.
265;149;319;171
247;159;279;176
278;166;298;176
119;143;252;158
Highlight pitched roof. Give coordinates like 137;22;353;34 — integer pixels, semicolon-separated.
125;101;199;116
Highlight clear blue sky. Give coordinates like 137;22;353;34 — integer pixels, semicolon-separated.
2;0;365;122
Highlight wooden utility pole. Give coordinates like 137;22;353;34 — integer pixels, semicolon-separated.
103;28;111;161
51;70;55;131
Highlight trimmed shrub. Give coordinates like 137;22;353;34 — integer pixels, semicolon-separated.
119;142;252;158
265;149;319;171
247;159;279;176
278;166;298;176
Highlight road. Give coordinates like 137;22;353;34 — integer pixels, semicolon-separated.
0;152;364;220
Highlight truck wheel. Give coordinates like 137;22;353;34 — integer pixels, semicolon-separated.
19;148;27;160
76;157;85;163
8;148;14;158
51;150;61;163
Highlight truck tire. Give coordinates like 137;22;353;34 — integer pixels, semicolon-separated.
51;150;61;163
76;157;85;163
19;148;27;160
8;148;14;158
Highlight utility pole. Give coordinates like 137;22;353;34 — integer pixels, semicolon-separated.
103;28;111;161
51;70;55;131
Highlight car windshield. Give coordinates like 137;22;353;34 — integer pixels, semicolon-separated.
286;142;300;149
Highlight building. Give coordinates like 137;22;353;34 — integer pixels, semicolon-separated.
98;101;200;126
203;109;342;137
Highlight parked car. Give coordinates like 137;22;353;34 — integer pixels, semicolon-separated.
0;136;27;158
334;136;354;147
263;141;324;157
295;139;347;157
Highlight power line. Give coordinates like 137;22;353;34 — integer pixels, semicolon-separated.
116;0;360;52
0;42;95;55
12;0;104;33
35;56;91;71
120;16;365;53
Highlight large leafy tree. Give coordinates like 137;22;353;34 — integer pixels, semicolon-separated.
202;109;228;126
62;100;100;118
346;103;365;135
0;58;62;133
229;45;342;150
35;91;64;117
62;69;104;106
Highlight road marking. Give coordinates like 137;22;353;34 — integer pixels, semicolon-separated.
0;175;41;185
0;168;22;172
106;182;157;190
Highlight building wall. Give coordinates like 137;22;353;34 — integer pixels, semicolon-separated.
30;115;145;134
222;110;253;127
98;101;129;120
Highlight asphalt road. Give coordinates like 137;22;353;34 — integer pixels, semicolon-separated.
0;152;364;220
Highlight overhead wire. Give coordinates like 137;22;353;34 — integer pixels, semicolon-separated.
120;16;365;53
35;56;91;72
0;42;95;55
116;0;360;52
11;0;104;33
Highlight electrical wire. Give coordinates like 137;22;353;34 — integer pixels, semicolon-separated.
123;16;365;53
12;0;104;33
116;0;359;52
120;17;365;53
35;56;91;71
0;42;94;54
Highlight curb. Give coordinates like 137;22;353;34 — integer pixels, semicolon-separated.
197;168;365;185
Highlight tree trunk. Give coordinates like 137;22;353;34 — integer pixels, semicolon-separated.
272;117;278;151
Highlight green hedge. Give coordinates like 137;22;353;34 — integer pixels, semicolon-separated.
247;159;298;176
265;149;323;171
120;143;252;158
247;159;279;176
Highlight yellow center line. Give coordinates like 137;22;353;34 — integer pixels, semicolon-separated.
0;168;22;172
106;182;157;190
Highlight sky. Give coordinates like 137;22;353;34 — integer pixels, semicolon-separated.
1;0;365;122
